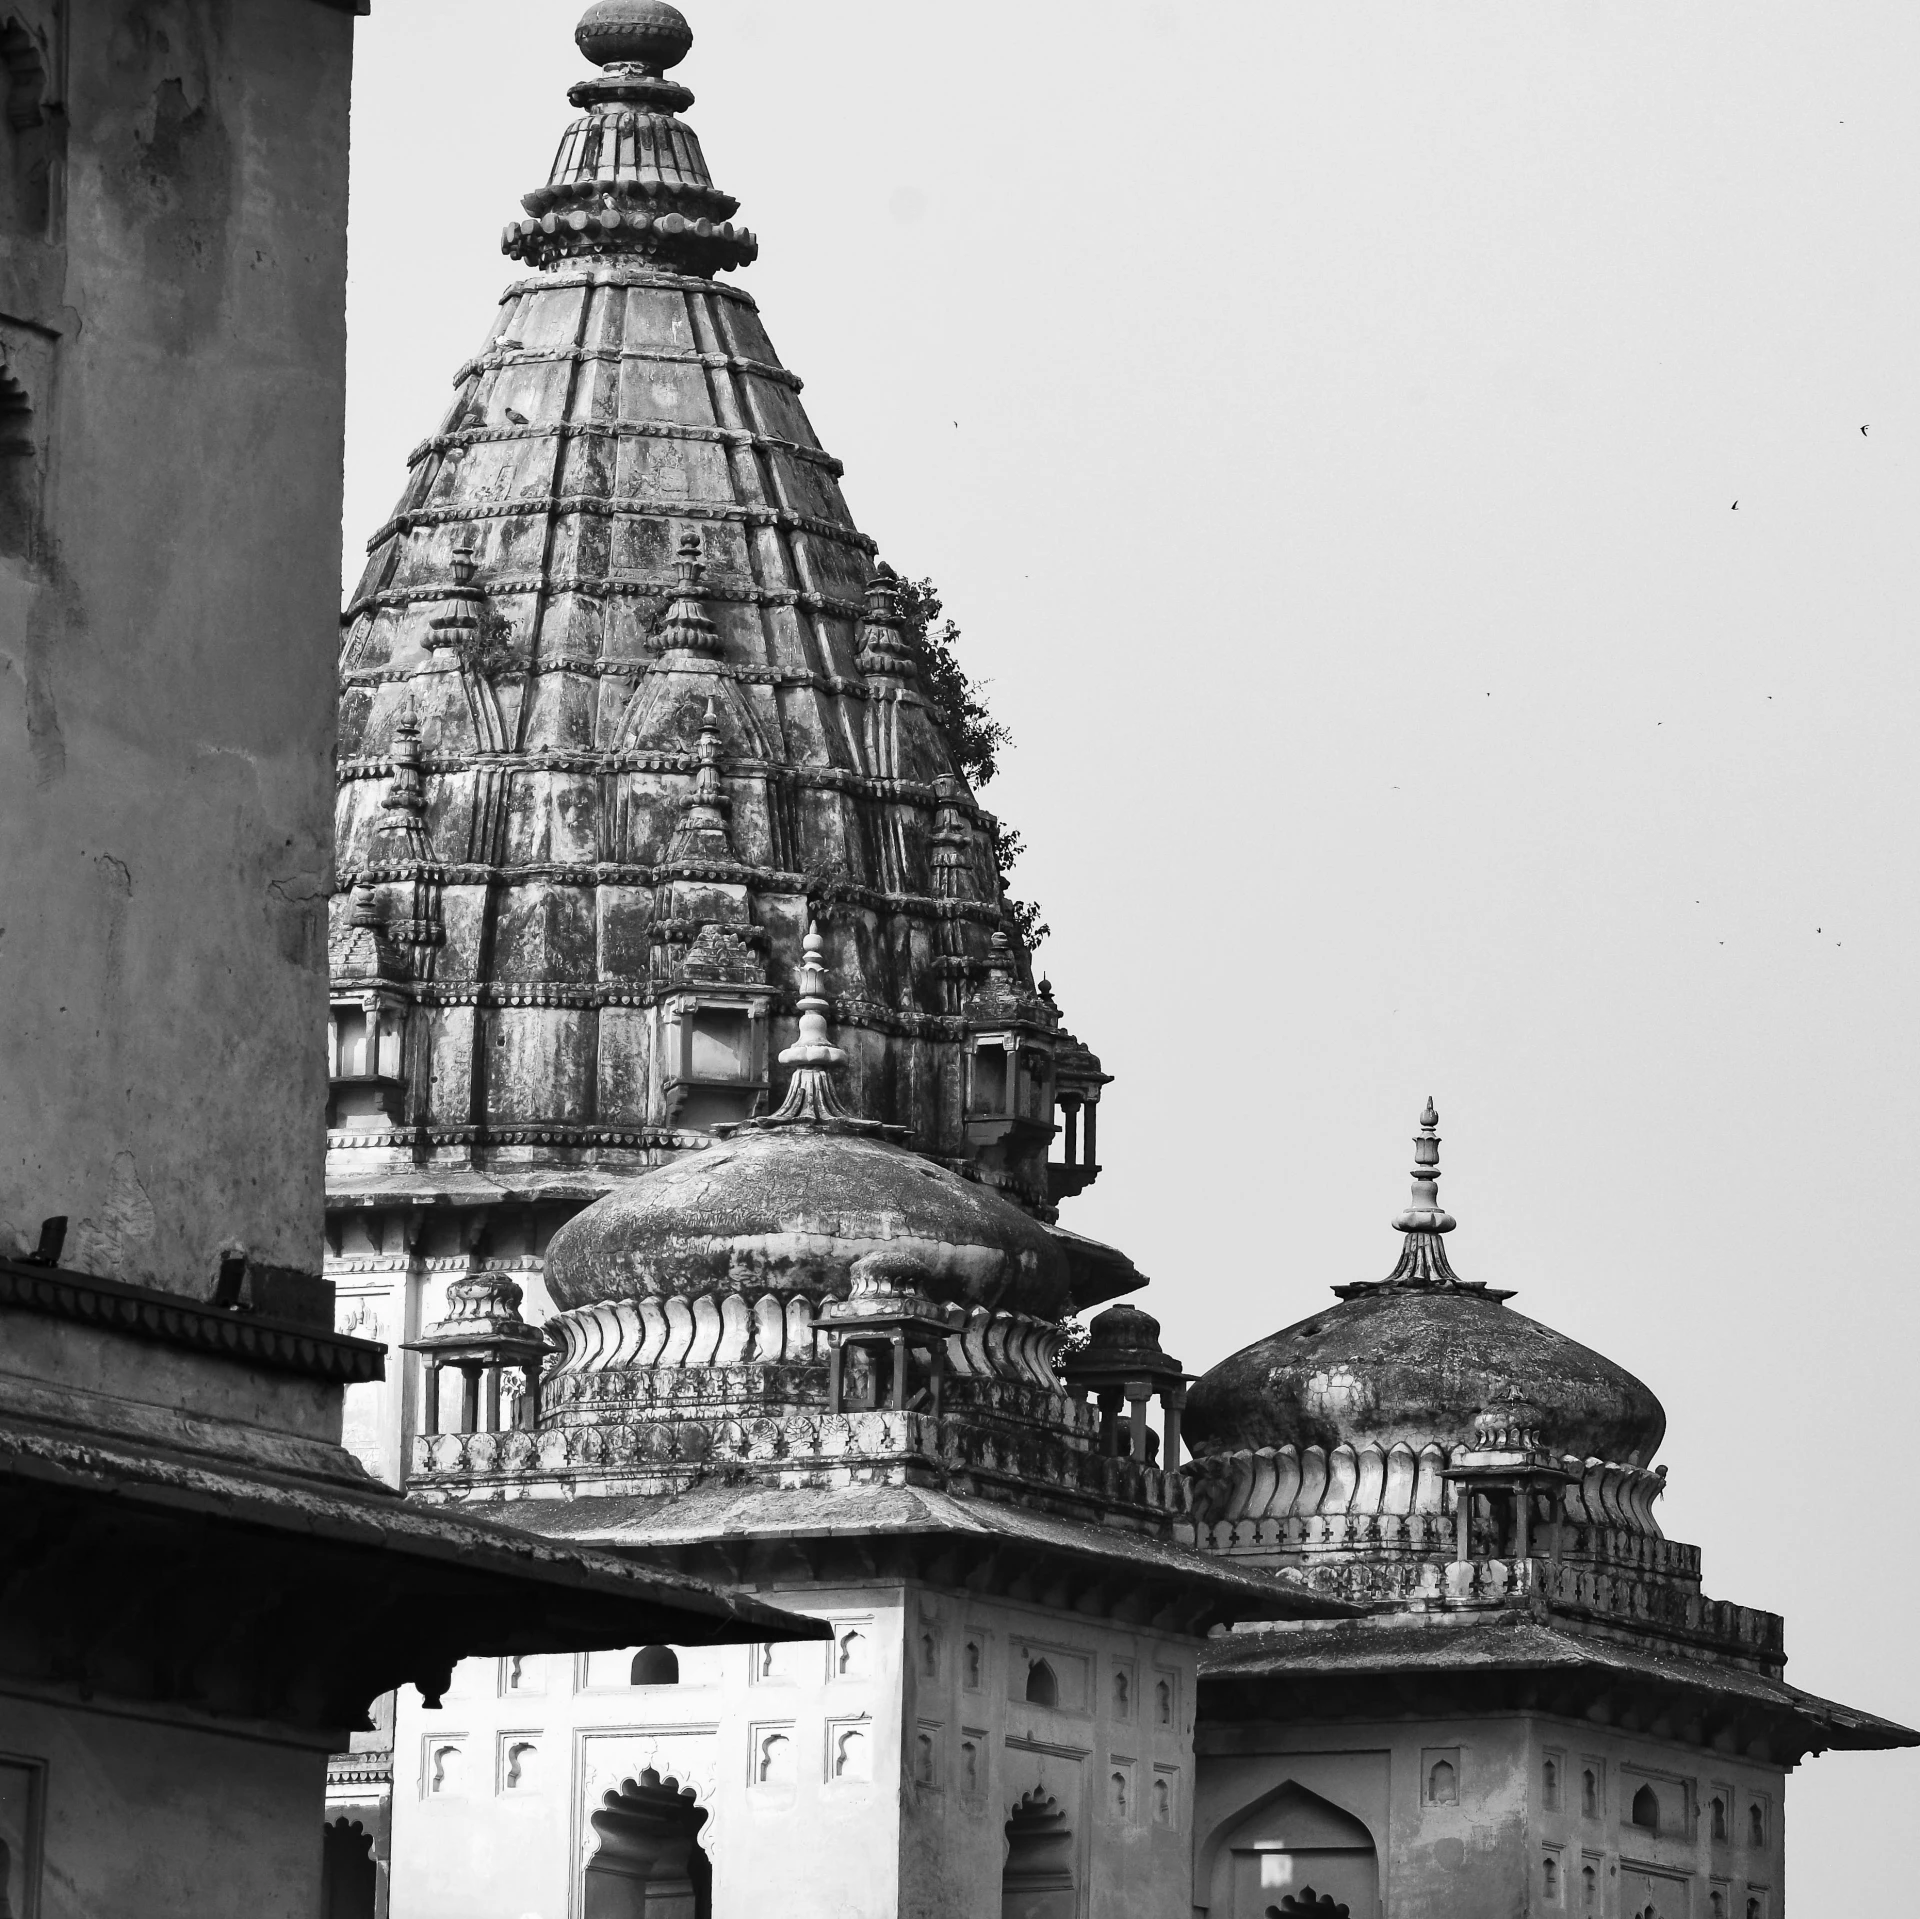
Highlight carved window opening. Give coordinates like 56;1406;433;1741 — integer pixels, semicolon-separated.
1109;1771;1128;1818
836;1629;867;1678
1002;1790;1074;1919
504;1742;537;1792
1265;1895;1349;1917
970;1042;1008;1116
1746;1804;1764;1847
1630;1785;1659;1833
1155;1677;1173;1726
915;1733;936;1786
1543;1759;1559;1809
1543;1857;1559;1903
1112;1669;1130;1718
629;1645;679;1687
755;1732;791;1785
320;1816;377;1919
1427;1760;1457;1806
1582;1769;1598;1818
963;1640;982;1689
1710;1797;1727;1842
1024;1658;1059;1708
832;1727;869;1781
428;1744;463;1795
1583;1866;1598;1910
1710;1893;1726;1919
1152;1775;1172;1826
961;1740;979;1793
920;1630;938;1677
1746;1900;1762;1919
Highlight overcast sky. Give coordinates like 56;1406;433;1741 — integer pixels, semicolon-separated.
346;4;1920;1896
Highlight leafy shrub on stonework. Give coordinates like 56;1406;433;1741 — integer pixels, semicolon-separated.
456;607;522;682
888;570;1047;950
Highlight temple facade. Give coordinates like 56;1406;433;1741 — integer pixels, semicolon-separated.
327;7;1914;1917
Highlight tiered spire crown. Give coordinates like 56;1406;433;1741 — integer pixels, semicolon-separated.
504;2;757;275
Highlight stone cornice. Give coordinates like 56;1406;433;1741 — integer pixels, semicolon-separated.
346;565;868;628
363;497;870;564
0;1256;386;1387
406;417;843;477
499;267;762;308
335;754;977;818
450;341;803;394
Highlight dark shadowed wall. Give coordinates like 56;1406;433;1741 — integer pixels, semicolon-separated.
0;0;355;1295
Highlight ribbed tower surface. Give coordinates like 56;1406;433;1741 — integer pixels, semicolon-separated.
327;5;1095;1292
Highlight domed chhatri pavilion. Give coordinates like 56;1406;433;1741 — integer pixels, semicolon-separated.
325;7;1913;1919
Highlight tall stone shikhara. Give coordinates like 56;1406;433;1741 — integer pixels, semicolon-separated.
327;0;1121;1480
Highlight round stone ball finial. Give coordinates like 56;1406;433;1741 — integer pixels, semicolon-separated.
576;0;693;73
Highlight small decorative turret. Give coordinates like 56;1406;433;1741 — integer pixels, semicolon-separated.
651;532;723;658
372;709;434;869
855;571;919;680
665;696;735;864
504;2;758;276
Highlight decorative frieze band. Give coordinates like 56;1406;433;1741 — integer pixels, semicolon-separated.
499;267;762;309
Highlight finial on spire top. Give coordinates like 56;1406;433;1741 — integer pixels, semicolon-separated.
576;0;692;75
754;921;859;1126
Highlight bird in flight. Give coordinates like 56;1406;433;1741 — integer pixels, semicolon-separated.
1731;500;1739;510
1862;424;1870;436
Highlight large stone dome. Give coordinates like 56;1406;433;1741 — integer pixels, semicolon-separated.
1185;1104;1667;1469
544;1125;1071;1318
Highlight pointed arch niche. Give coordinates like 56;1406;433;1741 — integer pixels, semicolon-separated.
1200;1781;1381;1919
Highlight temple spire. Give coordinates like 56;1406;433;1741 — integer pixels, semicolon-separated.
666;696;735;862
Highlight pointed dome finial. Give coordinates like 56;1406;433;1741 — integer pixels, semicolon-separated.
755;921;857;1126
576;1;692;74
780;923;846;1073
1392;1098;1456;1237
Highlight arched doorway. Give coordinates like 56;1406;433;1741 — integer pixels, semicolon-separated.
320;1817;378;1919
1204;1781;1380;1919
1002;1788;1075;1919
583;1769;712;1919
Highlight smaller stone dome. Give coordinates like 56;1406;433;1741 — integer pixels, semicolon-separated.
544;1125;1071;1318
1183;1103;1667;1469
542;925;1071;1321
576;0;693;73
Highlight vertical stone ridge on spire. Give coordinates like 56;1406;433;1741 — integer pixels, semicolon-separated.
504;3;757;276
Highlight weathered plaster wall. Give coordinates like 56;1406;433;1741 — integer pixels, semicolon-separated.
1194;1714;1789;1919
1;1689;330;1919
385;1582;1200;1919
0;0;354;1295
